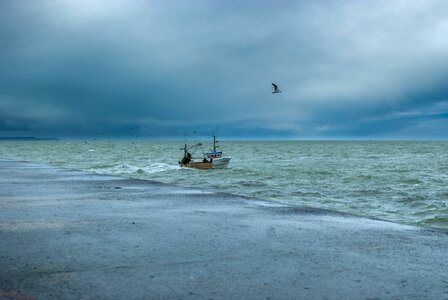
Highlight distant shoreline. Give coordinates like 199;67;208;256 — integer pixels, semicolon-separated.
0;137;58;141
1;137;448;142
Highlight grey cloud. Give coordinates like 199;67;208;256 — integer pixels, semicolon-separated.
1;0;448;139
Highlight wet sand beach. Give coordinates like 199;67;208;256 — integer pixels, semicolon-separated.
1;158;447;299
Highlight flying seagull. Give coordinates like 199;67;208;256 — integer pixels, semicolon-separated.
272;83;281;94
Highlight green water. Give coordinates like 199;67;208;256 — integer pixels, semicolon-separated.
1;140;447;229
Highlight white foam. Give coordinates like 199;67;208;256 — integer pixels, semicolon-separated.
89;162;179;176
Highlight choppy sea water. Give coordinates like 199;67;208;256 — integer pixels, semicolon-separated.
1;140;447;229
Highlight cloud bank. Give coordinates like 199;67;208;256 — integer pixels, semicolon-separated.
1;0;448;139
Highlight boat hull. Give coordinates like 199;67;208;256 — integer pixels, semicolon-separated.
211;157;230;169
183;162;213;169
181;157;230;170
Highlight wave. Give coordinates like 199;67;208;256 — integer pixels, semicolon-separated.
88;162;179;176
418;216;448;229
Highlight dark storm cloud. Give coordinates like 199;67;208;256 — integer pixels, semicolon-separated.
1;0;448;139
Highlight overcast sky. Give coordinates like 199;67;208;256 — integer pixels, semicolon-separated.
1;0;448;139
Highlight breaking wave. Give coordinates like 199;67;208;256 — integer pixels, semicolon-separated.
88;162;179;177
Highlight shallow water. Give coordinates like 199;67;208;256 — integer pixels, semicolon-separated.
1;140;447;229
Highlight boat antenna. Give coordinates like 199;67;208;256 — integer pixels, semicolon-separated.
211;126;220;152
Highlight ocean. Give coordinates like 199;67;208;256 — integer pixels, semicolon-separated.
1;140;447;229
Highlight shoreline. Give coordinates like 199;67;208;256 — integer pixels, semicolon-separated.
2;156;445;232
1;158;448;299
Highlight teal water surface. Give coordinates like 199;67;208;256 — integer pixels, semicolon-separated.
1;140;447;229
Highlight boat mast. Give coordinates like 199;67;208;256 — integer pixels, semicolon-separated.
180;144;188;159
212;134;220;152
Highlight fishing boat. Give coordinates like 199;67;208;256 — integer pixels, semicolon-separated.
179;135;231;169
